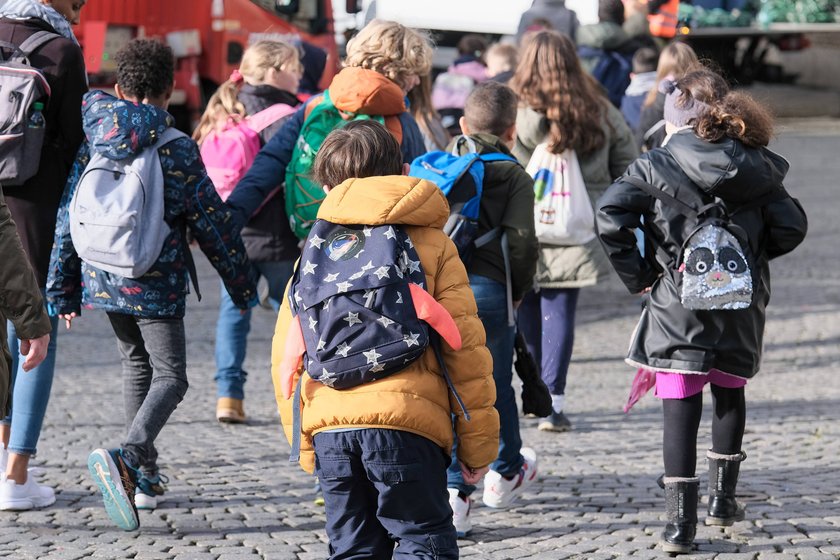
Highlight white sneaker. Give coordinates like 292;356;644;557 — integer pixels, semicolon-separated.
134;489;157;510
448;488;472;537
482;447;538;509
0;476;56;510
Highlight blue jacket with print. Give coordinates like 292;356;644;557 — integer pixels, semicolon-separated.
47;91;258;318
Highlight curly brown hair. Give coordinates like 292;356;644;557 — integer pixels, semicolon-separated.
116;39;174;100
509;30;607;156
676;69;774;148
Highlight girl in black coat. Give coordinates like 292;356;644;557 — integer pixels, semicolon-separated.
596;68;807;554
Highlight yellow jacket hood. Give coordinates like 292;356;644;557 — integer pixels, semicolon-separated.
317;175;449;229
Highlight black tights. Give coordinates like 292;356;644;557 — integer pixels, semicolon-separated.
662;385;746;477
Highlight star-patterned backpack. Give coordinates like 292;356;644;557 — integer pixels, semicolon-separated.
280;220;467;461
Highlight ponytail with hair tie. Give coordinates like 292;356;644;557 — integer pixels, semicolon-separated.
229;69;244;84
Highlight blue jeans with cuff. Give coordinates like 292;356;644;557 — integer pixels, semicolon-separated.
214;260;294;399
447;274;523;496
314;428;458;560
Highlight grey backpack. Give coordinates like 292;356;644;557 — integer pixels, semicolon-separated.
0;31;56;186
69;127;187;278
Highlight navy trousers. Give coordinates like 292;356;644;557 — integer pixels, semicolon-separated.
313;428;459;559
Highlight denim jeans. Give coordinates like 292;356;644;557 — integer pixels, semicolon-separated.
314;429;458;560
517;287;580;396
447;274;522;496
107;313;188;472
214;260;295;399
3;309;58;455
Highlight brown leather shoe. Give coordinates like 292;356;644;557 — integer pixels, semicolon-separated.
216;398;246;424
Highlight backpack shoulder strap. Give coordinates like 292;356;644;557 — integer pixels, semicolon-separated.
303;91;329;121
16;30;59;59
479;153;520;166
643;119;666;143
153;127;200;299
156;127;188;147
621;175;699;219
247;103;297;134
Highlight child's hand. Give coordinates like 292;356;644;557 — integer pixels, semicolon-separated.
459;461;489;485
59;312;77;330
637;286;652;295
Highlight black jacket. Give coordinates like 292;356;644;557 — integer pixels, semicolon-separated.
0;17;87;285
449;134;538;301
595;130;808;378
237;84;301;262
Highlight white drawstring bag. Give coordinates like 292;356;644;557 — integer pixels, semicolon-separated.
526;143;595;246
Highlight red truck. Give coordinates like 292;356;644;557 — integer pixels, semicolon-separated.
76;0;339;126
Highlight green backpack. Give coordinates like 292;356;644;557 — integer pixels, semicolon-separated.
285;89;388;239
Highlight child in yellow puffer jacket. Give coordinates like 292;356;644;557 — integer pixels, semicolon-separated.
271;120;499;558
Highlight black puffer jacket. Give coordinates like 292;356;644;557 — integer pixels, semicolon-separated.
595;130;808;378
237;84;301;262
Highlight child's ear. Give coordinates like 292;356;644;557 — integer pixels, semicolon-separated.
458;116;470;136
402;163;410;176
322;184;332;193
114;83;126;100
501;122;517;145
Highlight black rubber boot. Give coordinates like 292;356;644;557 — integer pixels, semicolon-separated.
661;477;699;554
706;450;746;526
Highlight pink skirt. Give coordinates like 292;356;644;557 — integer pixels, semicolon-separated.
655;368;747;399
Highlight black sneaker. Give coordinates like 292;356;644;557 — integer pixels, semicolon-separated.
538;411;573;432
88;448;140;530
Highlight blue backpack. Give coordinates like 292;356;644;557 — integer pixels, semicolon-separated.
410;136;520;325
409;136;519;264
579;46;633;107
284;220;468;461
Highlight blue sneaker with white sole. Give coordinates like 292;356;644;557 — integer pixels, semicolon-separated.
88;448;140;531
135;471;168;510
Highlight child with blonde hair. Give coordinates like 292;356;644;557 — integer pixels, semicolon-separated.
225;19;430;239
195;40;303;424
636;41;701;150
485;42;518;83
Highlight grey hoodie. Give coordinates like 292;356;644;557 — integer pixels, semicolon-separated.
516;0;579;43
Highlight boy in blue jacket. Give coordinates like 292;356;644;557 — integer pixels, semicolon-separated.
47;39;258;530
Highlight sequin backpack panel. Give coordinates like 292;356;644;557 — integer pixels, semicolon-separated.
620;176;759;311
677;216;754;310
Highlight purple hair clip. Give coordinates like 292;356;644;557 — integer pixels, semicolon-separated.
659;77;677;95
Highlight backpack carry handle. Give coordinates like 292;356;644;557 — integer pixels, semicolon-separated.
450;134;479;156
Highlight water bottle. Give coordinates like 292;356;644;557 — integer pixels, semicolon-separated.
28;102;45;129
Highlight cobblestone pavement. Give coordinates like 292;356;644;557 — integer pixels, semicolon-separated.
1;128;838;559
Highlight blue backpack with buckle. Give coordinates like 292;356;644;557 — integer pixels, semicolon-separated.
410;136;520;324
410;136;520;262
